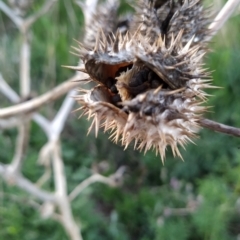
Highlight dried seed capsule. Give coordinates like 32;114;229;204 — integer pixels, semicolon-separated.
127;82;150;97
115;65;132;77
73;0;214;161
148;71;167;89
129;68;150;87
106;77;115;89
112;94;121;104
143;106;154;116
151;79;161;88
110;85;118;94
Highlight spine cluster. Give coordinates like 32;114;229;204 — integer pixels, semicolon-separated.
73;0;215;161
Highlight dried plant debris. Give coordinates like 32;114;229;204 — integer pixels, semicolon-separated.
72;0;215;161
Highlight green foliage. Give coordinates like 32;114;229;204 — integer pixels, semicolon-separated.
1;1;240;240
193;178;235;240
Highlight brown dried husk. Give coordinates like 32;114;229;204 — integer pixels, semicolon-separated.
72;0;215;161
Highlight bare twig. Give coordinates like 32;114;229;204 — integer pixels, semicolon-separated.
35;87;80;187
20;33;31;97
0;0;22;27
69;174;116;202
0;1;89;239
0;163;56;202
35;84;80;188
52;141;67;197
0;0;57;31
52;141;82;240
0;75;82;119
69;166;126;202
199;118;240;137
25;0;58;29
35;167;51;188
0;73;20;102
208;0;240;39
33;114;51;136
0;74;51;133
11;123;30;172
1;0;57;95
0;191;41;208
1;0;57;104
50;89;77;140
0;115;31;129
36;141;53;187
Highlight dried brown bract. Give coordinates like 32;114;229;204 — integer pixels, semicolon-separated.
72;0;215;161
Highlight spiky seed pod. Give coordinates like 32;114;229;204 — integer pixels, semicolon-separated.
131;0;211;47
83;0;120;50
166;0;212;46
72;0;215;162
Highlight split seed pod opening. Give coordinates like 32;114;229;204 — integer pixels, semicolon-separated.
71;0;215;161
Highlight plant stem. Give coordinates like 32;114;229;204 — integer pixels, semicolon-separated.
199;118;240;137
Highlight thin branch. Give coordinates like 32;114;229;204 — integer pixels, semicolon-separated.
199;118;240;137
0;163;56;203
19;33;31;97
0;73;20;102
50;89;77;140
69;174;116;202
0;74;51;134
51;140;82;240
0;191;62;222
0;0;57;31
36;141;54;187
0;75;81;119
10;123;30;172
35;167;51;188
25;0;58;30
0;191;41;209
69;166;126;202
40;201;56;219
0;115;31;129
0;0;22;28
33;113;51;136
208;0;240;39
16;175;55;202
52;141;67;197
35;89;78;186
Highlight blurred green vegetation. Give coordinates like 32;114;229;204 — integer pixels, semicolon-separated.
1;0;240;239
